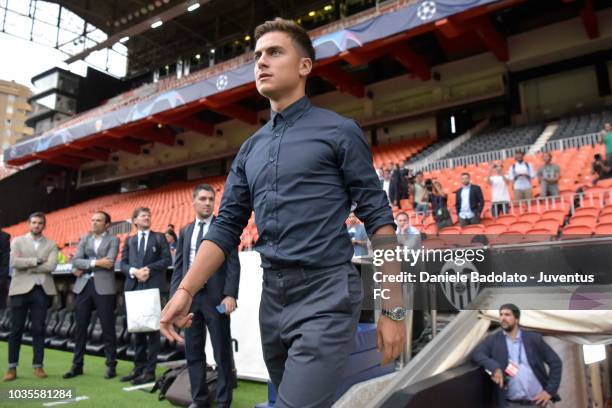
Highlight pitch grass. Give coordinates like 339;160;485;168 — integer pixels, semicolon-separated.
0;342;268;407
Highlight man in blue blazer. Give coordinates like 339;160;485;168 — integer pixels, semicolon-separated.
472;304;562;407
170;184;240;408
120;207;172;385
455;172;485;226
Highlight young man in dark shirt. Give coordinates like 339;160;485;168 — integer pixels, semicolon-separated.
160;18;406;407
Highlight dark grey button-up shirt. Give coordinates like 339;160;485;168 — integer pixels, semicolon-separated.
206;96;395;269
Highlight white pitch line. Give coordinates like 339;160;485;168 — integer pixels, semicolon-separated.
42;396;89;406
122;382;156;391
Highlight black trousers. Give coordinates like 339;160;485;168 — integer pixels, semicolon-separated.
8;285;50;368
184;290;234;408
133;331;160;375
72;279;117;368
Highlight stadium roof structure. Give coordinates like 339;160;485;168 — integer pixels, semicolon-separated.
4;0;605;169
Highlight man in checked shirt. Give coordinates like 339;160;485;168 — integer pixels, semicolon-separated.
160;18;406;408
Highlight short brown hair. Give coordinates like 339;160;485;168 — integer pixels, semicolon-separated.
254;18;315;62
29;212;46;224
132;207;151;220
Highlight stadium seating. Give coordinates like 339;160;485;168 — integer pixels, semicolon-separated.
550;109;612;140
442;123;544;159
371;137;434;169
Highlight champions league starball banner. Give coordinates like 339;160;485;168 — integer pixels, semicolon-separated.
360;234;612;313
4;0;499;163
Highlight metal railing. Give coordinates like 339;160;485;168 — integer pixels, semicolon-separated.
418;132;602;173
402;188;612;227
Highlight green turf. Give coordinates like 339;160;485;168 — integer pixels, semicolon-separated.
0;342;267;407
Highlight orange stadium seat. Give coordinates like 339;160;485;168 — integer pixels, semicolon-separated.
485;224;508;234
561;225;594;238
567;215;597;228
594;223;612;235
507;221;533;234
461;224;485;234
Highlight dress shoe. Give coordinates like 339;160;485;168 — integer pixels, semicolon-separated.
3;368;16;381
131;372;155;385
63;366;83;379
120;371;141;382
104;366;116;379
33;368;48;378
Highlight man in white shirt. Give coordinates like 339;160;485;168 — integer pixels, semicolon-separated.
381;169;392;203
454;173;485;226
120;207;172;385
64;211;119;380
507;151;535;201
488;162;511;218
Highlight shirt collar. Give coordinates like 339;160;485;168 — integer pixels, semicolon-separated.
29;233;43;241
503;328;522;341
462;184;471;190
196;215;213;225
93;231;107;239
138;229;150;235
271;95;311;128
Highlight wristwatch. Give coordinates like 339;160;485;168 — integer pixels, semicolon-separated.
381;306;407;321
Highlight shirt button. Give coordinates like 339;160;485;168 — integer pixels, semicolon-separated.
277;272;282;278
274;132;280;137
267;241;273;246
269;157;274;162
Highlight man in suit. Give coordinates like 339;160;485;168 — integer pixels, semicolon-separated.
3;212;57;381
170;184;240;408
472;304;562;407
455;172;485;226
64;211;119;379
120;207;171;385
0;229;10;309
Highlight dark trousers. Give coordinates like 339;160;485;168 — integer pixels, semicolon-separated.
185;290;233;407
72;279;116;368
491;202;509;218
133;331;160;375
260;262;363;408
459;214;481;226
8;285;49;368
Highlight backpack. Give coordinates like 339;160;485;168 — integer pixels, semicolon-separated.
151;363;218;406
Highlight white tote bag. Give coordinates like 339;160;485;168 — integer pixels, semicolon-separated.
125;288;161;333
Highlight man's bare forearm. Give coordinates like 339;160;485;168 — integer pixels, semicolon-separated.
373;224;403;309
178;240;226;295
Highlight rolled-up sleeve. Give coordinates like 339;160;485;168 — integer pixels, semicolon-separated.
205;142;253;257
337;119;396;235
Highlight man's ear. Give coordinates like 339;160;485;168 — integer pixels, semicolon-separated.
299;57;313;77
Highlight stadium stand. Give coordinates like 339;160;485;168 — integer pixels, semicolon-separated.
550;109;612;141
442;123;545;159
406;139;452;164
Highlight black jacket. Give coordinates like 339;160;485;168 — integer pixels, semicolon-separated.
120;230;172;291
454;184;485;217
170;217;240;304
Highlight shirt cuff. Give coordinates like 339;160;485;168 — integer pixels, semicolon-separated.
129;267;137;279
90;260;96;268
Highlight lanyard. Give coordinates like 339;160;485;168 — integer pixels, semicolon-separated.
509;337;522;365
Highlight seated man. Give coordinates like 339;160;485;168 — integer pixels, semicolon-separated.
472;304;562;407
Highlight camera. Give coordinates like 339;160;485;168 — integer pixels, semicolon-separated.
425;178;433;191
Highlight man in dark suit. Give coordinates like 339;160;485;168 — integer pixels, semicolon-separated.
455;172;485;226
170;184;240;408
472;304;562;407
0;229;10;309
64;211;119;379
120;207;171;385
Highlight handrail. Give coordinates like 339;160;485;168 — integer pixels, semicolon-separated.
419;132;602;173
